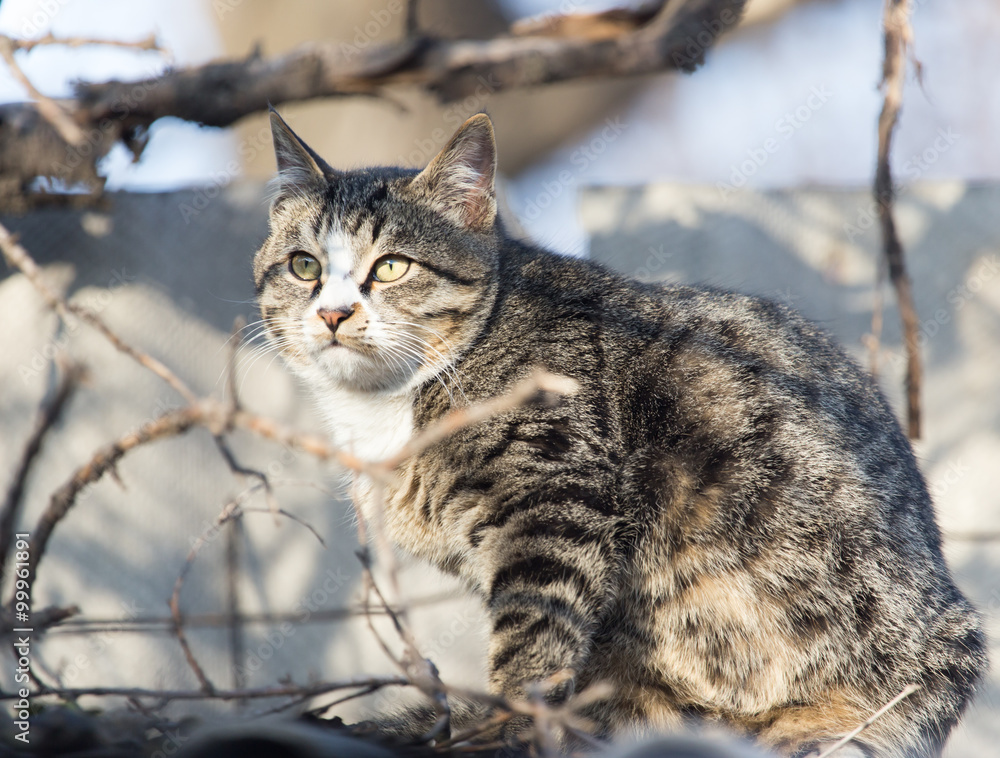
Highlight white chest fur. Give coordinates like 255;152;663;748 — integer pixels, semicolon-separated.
314;385;415;464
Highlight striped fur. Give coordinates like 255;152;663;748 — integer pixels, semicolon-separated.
253;111;987;756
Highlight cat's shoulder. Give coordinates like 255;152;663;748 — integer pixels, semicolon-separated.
502;240;824;339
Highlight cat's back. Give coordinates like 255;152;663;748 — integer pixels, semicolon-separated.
494;243;945;575
460;243;984;743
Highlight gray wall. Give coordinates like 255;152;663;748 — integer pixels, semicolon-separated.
1;181;997;753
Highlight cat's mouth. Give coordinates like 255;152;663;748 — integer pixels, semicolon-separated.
319;333;347;349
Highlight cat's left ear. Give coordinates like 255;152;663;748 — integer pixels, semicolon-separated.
411;113;497;231
268;107;337;201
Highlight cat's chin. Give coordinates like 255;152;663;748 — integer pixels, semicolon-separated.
286;348;421;396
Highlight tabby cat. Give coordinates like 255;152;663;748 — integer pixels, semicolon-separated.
253;109;986;757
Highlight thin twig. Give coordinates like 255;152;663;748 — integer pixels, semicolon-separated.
214;434;279;517
226;516;245;699
16;402;212;609
0;35;86;145
432;711;515;749
9;32;161;54
0;358;84;585
0;221;198;405
169;500;242;695
240;506;326;547
167;493;328;694
302;682;391;718
815;684;920;758
43;591;457;634
0;677;409;703
874;0;921;438
16;397;362;610
378;371;578;472
229;408;365;472
357;546;452;743
216;315;282;521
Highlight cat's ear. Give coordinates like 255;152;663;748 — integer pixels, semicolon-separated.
411;113;497;231
268;107;337;201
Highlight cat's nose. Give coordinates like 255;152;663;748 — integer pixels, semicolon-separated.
317;306;354;333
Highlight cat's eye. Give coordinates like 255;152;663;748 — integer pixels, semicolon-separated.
372;256;410;283
290;253;322;281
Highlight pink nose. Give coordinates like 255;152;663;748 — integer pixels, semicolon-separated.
318;306;354;333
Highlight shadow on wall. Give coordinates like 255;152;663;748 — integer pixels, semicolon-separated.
1;181;997;746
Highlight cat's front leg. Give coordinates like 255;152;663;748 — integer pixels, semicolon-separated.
475;496;619;739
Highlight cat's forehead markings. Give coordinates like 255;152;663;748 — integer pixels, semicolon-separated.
323;226;355;280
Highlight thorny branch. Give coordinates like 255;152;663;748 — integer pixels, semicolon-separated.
0;0;747;211
874;0;921;439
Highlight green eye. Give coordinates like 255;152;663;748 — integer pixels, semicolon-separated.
372;256;410;283
290;253;322;281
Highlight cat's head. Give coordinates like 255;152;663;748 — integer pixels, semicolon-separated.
253;109;501;394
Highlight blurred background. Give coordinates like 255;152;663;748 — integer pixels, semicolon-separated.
0;1;997;755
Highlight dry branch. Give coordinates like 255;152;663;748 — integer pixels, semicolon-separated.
0;35;86;146
0;228;583;749
0;222;198;404
168;490;329;693
874;0;921;438
0;677;408;703
357;546;452;742
0;357;83;585
7;32;161;54
379;371;578;473
21;402;213;603
0;0;747;211
44;591;458;635
9;397;364;611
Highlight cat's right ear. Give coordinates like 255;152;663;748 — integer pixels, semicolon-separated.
411;113;497;231
268;107;337;204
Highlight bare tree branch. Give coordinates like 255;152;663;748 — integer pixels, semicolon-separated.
20;402;213;608
0;677;409;703
0;0;747;211
874;0;921;438
378;371;578;473
0;358;84;585
8;32;162;54
0;35;86;146
43;591;457;635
